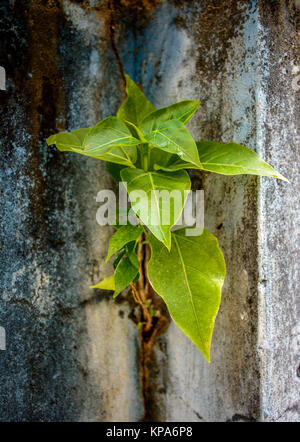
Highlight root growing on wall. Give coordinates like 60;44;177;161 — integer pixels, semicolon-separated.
129;236;170;421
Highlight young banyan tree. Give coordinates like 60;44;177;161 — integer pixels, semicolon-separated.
47;75;286;362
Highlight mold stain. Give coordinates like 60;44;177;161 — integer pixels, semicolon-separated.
171;0;253;77
25;1;64;244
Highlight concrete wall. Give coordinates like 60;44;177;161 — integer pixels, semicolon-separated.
0;0;299;422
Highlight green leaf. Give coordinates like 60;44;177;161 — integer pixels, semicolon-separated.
121;168;191;249
46;130;86;151
137;321;146;330
196;141;288;180
117;74;155;126
158;141;287;181
113;248;127;269
142;119;201;167
106;225;143;262
148;229;226;362
127;249;139;269
90;145;138;167
124;120;147;143
72;128;90;144
47;118;140;167
149;148;175;171
84;117;140;152
152;152;184;171
140;100;201;131
113;252;139;298
90;275;115;291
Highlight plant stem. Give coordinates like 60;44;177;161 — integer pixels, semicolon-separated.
142;143;150;172
130;234;153;332
130;282;152;332
143;153;148;171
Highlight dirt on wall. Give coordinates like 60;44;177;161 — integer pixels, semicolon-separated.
1;0;298;422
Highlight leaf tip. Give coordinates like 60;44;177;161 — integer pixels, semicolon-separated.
164;237;171;251
276;173;289;183
201;348;211;363
46;135;56;146
89;275;115;291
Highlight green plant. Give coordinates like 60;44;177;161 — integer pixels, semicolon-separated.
47;75;286;362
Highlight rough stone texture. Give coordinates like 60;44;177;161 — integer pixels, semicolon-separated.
257;1;300;422
0;0;299;422
0;0;142;422
132;1;261;422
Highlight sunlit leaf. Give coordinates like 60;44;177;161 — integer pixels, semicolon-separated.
83;117;140;152
142;120;201;167
148;229;226;362
156;141;287;181
72;128;90;144
117;74;155;126
89;275;115;291
113;252;139;298
121;168;190;249
47;130;85;151
47;118;140;167
141;100;201;131
106;225;143;262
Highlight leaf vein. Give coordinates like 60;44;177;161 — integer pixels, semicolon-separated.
173;235;203;347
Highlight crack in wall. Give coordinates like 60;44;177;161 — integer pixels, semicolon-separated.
127;240;171;421
108;0;126;89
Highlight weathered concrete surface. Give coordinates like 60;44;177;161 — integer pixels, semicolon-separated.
257;1;300;422
0;0;142;422
0;0;299;422
117;0;300;422
128;0;262;421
